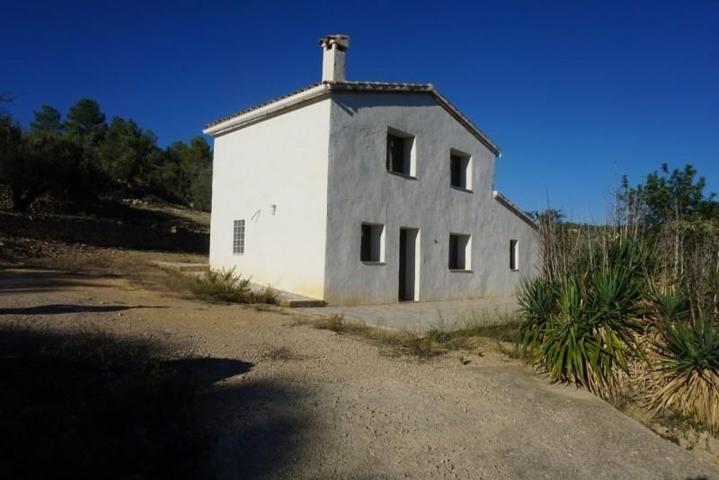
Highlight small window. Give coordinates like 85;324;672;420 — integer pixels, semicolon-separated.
361;223;385;263
450;150;471;190
510;239;519;271
449;233;471;271
233;220;245;255
386;129;415;177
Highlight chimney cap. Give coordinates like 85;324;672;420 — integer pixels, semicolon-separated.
319;34;350;50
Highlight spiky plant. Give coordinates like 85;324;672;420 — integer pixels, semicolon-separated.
647;287;690;323
648;317;719;432
517;276;557;351
518;238;649;398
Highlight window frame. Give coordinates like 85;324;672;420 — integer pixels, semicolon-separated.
510;239;519;271
360;222;386;264
448;233;472;272
386;128;416;178
449;149;472;191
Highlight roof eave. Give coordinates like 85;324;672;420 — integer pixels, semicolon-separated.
493;191;539;231
202;81;502;156
203;83;329;137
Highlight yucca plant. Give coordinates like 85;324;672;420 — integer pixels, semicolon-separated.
518;238;649;398
647;316;719;432
517;276;557;351
647;286;690;323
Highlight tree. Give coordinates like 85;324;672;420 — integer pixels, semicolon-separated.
30;105;63;134
65;98;106;146
98;117;160;186
0;115;24;194
0;117;86;211
619;163;716;225
149;136;212;210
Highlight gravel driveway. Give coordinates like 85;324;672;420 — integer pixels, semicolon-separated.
1;268;717;480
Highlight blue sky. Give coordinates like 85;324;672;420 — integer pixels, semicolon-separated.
2;0;717;220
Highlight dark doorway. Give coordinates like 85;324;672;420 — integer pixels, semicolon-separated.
398;228;419;301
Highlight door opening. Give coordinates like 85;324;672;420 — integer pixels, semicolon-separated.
398;227;420;302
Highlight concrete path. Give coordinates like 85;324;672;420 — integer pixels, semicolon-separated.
306;296;519;332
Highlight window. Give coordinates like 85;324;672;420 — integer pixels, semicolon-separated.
450;150;471;190
233;220;245;255
449;233;471;271
510;239;519;271
386;129;415;177
361;223;385;263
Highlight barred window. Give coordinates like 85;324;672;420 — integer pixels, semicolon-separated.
233;220;245;255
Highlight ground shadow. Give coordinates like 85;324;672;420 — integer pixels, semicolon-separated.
0;304;167;315
202;380;311;479
0;323;309;479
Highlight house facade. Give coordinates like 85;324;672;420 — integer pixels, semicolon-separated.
204;35;539;305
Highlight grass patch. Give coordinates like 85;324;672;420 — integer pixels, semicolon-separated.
188;267;277;304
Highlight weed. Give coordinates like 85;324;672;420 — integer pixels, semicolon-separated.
188;267;277;304
262;346;299;361
316;314;345;332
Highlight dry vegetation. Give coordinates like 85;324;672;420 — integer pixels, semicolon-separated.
516;165;719;447
308;313;523;361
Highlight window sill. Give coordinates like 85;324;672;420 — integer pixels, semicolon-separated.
387;170;417;180
449;269;472;273
450;186;473;193
362;261;386;266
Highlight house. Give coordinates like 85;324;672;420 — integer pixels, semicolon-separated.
203;34;539;305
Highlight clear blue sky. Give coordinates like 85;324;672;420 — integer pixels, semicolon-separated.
2;0;717;220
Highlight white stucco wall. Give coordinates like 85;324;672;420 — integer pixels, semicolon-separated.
208;98;332;299
323;92;539;304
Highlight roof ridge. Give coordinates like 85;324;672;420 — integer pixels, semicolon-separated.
203;81;501;155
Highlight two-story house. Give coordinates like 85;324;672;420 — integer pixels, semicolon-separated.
203;34;539;305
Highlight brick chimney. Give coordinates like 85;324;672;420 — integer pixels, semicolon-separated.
319;34;350;82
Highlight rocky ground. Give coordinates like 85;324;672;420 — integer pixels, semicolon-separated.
1;265;717;479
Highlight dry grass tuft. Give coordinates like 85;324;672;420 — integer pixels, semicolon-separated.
188;267;277;304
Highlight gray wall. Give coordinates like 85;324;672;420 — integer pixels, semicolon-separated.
324;92;539;304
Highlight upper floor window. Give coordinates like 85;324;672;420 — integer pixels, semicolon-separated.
450;149;471;190
386;128;415;177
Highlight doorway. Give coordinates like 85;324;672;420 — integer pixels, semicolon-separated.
398;227;420;302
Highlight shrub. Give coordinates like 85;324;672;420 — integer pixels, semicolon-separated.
188;268;276;304
647;317;719;432
518;239;647;398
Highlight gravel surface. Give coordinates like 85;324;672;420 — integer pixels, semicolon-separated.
1;268;717;480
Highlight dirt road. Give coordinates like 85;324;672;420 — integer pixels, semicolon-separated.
1;268;717;479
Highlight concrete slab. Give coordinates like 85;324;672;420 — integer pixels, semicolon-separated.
304;296;519;333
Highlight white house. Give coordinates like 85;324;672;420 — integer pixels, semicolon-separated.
203;34;539;305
